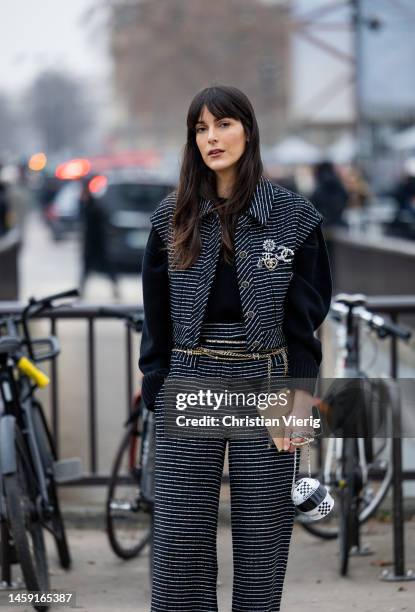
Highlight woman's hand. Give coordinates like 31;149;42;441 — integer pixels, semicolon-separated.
273;389;315;453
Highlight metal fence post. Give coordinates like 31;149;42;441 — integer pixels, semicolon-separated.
379;328;414;582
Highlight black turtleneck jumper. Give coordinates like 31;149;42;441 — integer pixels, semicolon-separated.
139;213;332;410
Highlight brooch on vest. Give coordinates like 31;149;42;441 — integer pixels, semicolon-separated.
256;239;294;271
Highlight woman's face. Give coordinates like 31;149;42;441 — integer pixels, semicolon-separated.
195;106;247;175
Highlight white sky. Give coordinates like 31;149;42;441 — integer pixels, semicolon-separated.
0;0;110;95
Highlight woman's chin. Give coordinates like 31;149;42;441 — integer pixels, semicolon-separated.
206;159;234;173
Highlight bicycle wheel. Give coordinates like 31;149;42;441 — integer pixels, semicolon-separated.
3;429;50;610
358;378;393;522
338;438;358;576
106;404;153;560
32;400;72;569
299;380;393;539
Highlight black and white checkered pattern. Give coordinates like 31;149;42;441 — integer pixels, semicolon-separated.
296;480;315;498
318;500;333;516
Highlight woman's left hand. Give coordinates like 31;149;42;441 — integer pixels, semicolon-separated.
273;389;315;453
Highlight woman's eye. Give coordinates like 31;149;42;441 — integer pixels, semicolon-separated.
196;126;206;133
219;122;230;128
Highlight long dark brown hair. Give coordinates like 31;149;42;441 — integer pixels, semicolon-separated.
171;85;263;269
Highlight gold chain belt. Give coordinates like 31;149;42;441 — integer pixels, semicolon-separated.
172;345;288;394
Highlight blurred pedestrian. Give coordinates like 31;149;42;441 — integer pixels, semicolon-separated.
7;162;32;237
79;177;119;299
311;160;349;227
343;166;372;210
0;163;11;236
393;158;415;220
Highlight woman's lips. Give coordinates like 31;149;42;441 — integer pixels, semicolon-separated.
208;150;224;158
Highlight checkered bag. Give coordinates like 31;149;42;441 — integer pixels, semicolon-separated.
290;439;334;522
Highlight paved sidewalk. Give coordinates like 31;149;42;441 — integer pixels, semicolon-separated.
1;518;414;612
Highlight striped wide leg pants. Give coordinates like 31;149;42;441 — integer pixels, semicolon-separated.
151;322;301;612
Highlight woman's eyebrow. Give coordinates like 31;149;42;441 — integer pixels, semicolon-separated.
196;117;229;126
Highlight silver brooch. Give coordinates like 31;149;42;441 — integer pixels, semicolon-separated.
257;241;294;271
263;239;275;252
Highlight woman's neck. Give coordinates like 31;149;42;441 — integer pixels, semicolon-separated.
215;168;235;198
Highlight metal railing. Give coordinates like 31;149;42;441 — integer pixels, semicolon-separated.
1;296;415;578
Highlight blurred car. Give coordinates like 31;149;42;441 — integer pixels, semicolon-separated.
91;169;175;272
45;179;83;240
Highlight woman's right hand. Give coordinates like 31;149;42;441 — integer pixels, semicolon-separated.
269;389;316;453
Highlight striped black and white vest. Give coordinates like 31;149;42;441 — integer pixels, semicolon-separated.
149;176;323;352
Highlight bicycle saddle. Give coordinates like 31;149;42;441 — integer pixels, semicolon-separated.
334;293;366;308
0;336;21;356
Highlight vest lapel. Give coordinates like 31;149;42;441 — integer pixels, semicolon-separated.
189;212;223;346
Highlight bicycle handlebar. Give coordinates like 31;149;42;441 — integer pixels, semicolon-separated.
330;300;412;342
36;288;80;303
4;289;80;360
23;288;80;320
358;309;411;341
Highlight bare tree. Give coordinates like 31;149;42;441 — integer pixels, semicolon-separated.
29;70;92;154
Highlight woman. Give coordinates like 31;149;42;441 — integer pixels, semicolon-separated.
139;85;332;612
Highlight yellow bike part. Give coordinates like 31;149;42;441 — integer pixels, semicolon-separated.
17;356;50;388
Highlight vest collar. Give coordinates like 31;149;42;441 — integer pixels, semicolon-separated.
198;176;275;226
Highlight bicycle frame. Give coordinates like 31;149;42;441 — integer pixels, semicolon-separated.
0;337;58;532
323;437;369;490
0;365;52;519
20;378;53;513
320;298;397;526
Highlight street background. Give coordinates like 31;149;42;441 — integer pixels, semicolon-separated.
1;1;415;610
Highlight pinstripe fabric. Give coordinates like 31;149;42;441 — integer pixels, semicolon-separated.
148;178;319;610
152;322;301;612
149;176;323;352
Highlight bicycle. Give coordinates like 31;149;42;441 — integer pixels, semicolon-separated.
103;308;155;577
0;289;82;610
297;293;411;576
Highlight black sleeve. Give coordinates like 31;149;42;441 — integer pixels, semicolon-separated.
283;225;332;393
138;227;173;411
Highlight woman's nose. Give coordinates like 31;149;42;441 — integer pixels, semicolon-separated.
208;129;218;143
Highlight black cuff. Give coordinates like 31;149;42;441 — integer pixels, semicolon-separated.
141;368;169;411
287;360;319;395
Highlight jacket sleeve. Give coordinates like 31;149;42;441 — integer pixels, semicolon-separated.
138;227;173;411
283;223;332;394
